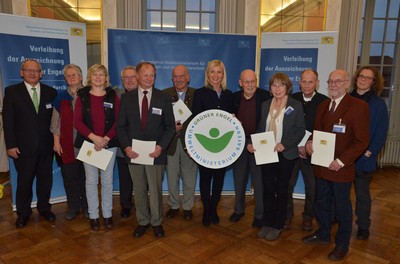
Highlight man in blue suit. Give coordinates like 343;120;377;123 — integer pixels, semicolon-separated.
3;59;57;228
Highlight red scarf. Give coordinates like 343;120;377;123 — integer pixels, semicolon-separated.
60;100;75;164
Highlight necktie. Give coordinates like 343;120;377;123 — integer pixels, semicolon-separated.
32;87;39;113
141;91;148;130
178;92;185;101
329;100;336;114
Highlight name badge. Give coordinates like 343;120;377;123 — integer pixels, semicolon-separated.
104;102;113;109
46;104;52;109
285;106;294;115
152;107;162;115
333;119;346;133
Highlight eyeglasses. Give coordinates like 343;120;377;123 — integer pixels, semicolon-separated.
326;79;348;86
22;69;41;74
66;74;79;78
358;74;374;81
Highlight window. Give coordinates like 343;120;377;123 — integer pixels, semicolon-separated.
358;0;400;137
30;0;101;65
145;0;215;32
260;0;327;32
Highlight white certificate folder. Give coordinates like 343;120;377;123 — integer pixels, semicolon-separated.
131;139;156;165
311;130;336;168
77;140;114;171
251;131;279;165
173;99;192;124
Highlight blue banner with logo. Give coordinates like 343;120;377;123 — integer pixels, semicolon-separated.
0;14;87;207
260;48;318;93
108;30;256;93
108;29;257;192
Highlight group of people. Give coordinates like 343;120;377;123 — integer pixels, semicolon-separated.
2;58;388;261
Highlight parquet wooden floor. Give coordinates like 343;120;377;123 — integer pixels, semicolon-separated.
0;167;399;263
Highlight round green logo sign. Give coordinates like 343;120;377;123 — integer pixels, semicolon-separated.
185;109;245;169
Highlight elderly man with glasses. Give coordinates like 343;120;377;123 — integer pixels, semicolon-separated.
302;69;370;261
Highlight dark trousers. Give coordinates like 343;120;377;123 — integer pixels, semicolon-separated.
232;139;263;220
261;154;294;230
287;157;315;220
314;178;352;252
61;160;87;211
199;166;226;213
354;169;373;230
14;152;53;217
117;156;133;209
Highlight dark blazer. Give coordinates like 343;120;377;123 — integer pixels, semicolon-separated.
350;91;388;173
233;88;271;131
3;82;57;155
291;91;329;132
257;96;305;160
116;87;175;165
163;86;196;156
313;93;370;182
192;86;234;115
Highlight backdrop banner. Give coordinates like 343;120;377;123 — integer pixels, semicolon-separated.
260;32;338;95
260;31;338;197
108;29;257;192
0;13;87;208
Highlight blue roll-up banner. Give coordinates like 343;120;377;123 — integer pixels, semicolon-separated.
260;32;338;197
0;14;87;208
260;32;338;95
108;29;257;193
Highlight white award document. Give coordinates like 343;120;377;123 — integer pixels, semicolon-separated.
77;140;114;171
298;130;312;147
131;139;156;165
311;130;336;168
173;99;192;124
251;131;279;165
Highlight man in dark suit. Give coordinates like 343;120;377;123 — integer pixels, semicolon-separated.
285;69;328;231
163;65;197;221
116;61;175;238
303;69;370;261
3;59;58;228
229;69;270;228
115;65;138;218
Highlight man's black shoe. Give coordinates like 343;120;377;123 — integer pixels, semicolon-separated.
65;209;79;220
152;225;165;237
133;224;150;238
252;218;263;228
39;211;56;222
356;229;370;240
120;208;131;218
15;216;29;228
166;208;179;219
302;233;329;245
90;218;100;231
229;212;245;222
183;210;193;220
104;217;113;229
328;247;347;261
